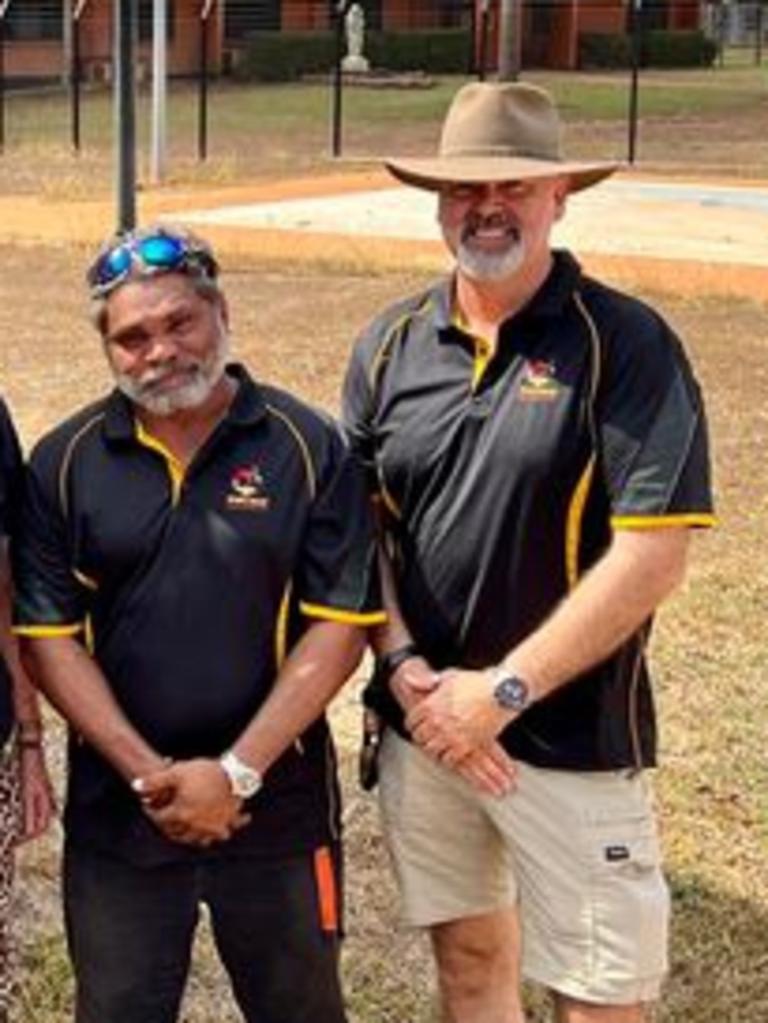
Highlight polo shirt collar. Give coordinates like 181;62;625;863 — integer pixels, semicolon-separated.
102;362;267;443
435;248;583;340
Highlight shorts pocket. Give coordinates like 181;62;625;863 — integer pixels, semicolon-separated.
586;813;670;986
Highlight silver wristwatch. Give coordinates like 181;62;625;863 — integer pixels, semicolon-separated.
488;667;532;714
219;751;263;799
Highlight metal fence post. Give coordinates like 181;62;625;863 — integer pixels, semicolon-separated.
330;0;349;159
0;0;12;155
198;0;215;162
71;1;90;154
115;0;137;233
628;0;642;164
756;1;764;65
478;0;491;81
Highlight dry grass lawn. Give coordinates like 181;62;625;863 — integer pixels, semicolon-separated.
0;67;766;201
0;241;766;1022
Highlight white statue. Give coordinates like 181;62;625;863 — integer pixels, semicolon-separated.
343;3;370;73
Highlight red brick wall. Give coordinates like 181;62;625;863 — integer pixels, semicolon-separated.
669;0;700;29
4;41;64;79
383;0;442;30
282;0;330;31
577;0;626;35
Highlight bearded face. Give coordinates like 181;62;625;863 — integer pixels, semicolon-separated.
102;274;230;417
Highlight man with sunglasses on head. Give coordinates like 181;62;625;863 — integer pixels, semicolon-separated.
13;225;383;1023
343;83;714;1023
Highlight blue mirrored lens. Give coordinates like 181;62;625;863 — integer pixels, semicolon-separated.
99;245;132;283
139;235;185;268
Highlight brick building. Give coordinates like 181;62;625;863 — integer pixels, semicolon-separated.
1;0;702;81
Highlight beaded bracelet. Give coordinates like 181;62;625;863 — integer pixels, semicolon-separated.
15;727;43;749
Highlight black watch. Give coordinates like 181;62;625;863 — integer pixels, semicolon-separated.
378;643;420;682
489;668;531;714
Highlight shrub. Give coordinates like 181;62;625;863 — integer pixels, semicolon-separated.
643;29;718;67
231;33;336;82
578;32;633;69
366;30;469;72
578;29;717;69
232;29;469;82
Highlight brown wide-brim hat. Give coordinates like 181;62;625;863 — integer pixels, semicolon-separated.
386;81;619;194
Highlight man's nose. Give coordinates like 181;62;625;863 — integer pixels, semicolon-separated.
144;334;177;364
472;185;508;212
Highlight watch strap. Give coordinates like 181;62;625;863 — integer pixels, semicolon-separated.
219;750;262;798
378;643;420;682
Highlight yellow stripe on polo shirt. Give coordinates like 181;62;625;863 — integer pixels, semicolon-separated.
275;581;293;669
299;602;387;626
13;623;84;638
565;456;596;589
453;307;494;391
134;421;185;505
611;513;717;529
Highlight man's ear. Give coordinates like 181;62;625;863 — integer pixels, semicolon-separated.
216;294;230;330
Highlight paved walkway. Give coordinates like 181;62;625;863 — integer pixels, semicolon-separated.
1;169;766;299
181;176;768;269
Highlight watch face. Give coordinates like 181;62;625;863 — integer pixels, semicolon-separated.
220;753;262;799
234;770;261;799
493;675;530;713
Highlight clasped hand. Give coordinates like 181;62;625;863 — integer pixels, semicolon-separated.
133;758;250;847
391;660;516;797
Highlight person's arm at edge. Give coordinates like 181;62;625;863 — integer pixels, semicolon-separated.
0;546;55;842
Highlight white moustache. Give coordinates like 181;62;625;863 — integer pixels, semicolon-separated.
462;215;520;243
138;363;198;389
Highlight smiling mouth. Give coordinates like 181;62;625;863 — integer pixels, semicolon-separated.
463;222;521;250
141;366;199;394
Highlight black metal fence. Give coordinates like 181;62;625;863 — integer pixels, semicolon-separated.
703;2;767;62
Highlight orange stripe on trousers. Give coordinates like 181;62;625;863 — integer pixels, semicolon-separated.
313;846;339;933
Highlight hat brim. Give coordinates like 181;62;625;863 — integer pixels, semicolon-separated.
385;155;619;194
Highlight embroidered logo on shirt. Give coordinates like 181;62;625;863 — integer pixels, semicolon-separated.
519;359;561;402
226;464;270;511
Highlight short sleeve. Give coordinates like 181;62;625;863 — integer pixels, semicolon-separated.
13;441;87;637
598;308;714;529
296;423;384;626
0;399;23;541
341;337;379;494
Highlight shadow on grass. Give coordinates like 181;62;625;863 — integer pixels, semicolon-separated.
663;871;768;1023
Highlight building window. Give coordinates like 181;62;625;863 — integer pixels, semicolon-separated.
138;0;177;42
6;0;62;41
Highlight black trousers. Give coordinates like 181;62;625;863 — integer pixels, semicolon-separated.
63;840;347;1023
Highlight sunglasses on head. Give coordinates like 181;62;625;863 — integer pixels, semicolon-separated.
87;230;219;298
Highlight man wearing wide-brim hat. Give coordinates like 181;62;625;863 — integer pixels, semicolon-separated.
343;82;715;1023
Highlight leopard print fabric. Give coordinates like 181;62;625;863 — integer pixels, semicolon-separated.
0;740;21;1021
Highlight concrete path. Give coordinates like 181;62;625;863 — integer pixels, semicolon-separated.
0;169;765;299
180;176;768;269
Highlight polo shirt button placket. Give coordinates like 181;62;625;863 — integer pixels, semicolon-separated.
469;387;494;415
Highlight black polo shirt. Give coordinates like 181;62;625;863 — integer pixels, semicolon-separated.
0;399;23;748
343;251;714;771
15;364;383;865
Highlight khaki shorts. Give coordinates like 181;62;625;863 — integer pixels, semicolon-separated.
379;731;669;1005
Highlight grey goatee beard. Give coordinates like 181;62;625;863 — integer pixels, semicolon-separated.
114;328;230;416
455;232;525;283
